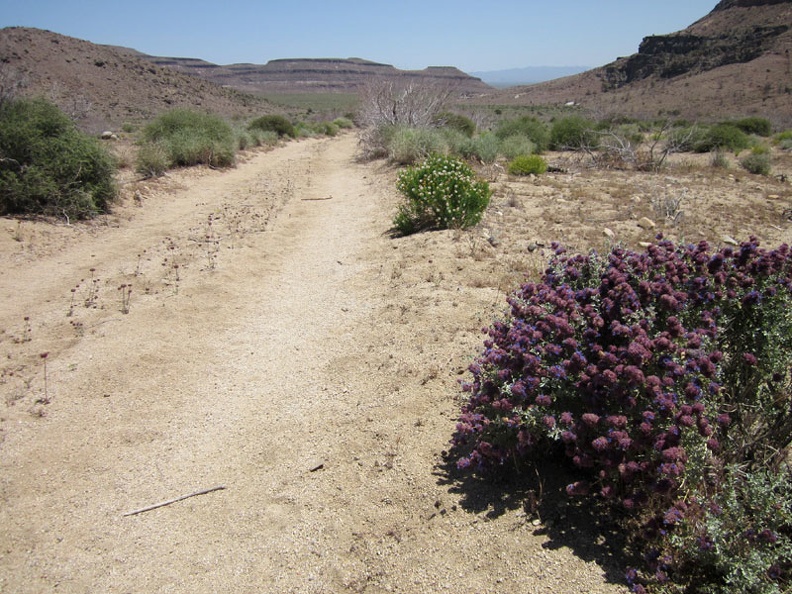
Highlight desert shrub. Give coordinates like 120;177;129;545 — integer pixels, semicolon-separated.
740;152;771;175
295;120;340;138
140;109;236;170
694;123;750;154
387;126;447;165
393;154;491;235
453;237;792;593
495;116;549;152
612;123;645;146
732;116;772;137
463;132;500;164
135;142;169;178
0;97;117;218
507;154;547;175
237;130;251;150
665;125;707;153
710;150;730;169
256;130;280;147
248;114;295;138
434;111;476;137
774;130;792;150
332;117;354;129
357;124;397;161
440;128;473;158
499;134;536;160
549;115;598;150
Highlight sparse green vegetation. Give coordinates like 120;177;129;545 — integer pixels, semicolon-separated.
732;116;773;137
434;111;476;137
774;130;792;150
549;115;598;150
507;154;547;175
387;126;448;165
499;134;537;159
495;116;549;152
137;109;236;174
740;151;772;175
0;97;117;218
695;123;751;154
248;114;295;138
462;132;500;164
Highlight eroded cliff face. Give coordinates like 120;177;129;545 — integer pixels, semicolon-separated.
600;0;791;90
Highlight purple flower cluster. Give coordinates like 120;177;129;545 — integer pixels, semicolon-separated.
454;237;792;583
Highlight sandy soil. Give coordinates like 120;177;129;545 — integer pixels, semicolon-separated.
1;133;791;593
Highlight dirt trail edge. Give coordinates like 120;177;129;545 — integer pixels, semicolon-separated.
0;134;627;593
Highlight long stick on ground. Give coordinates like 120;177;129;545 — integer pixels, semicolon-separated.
123;485;226;517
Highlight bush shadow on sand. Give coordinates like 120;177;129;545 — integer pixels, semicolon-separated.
435;449;631;588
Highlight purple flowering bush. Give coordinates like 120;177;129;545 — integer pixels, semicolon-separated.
453;237;792;592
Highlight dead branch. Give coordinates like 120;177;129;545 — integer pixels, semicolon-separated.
123;485;226;516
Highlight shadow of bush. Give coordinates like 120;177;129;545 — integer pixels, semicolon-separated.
435;448;631;588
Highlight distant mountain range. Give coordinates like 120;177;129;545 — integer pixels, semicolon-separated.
469;66;591;87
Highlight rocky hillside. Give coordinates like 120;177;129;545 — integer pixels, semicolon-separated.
136;55;491;96
0;27;273;133
0;26;490;132
468;0;792;126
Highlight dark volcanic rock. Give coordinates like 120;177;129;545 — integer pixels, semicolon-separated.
602;24;789;89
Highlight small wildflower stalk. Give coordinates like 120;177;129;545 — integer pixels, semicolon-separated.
17;316;32;343
67;286;77;317
38;352;50;405
84;268;99;308
118;283;132;314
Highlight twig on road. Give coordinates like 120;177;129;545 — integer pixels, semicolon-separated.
123;485;226;517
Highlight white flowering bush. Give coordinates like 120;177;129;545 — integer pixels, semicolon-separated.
393;154;491;235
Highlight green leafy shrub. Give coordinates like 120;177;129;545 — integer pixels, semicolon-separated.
295;120;340;138
732;116;772;137
549;115;598;150
740;152;771;175
393;154;491;235
499;134;536;160
440;128;473;158
135;141;169;178
139;109;236;171
452;237;792;593
0;97;117;218
694;123;750;154
387;126;447;165
332;117;354;129
507;154;547;175
463;132;500;164
434;111;476;137
495;116;549;152
248;114;295;138
774;130;792;150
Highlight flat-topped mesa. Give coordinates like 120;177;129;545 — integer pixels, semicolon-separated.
143;56;491;95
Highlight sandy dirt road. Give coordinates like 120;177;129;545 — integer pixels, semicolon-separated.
0;134;628;593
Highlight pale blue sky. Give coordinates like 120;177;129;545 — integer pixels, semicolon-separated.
1;1;719;72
